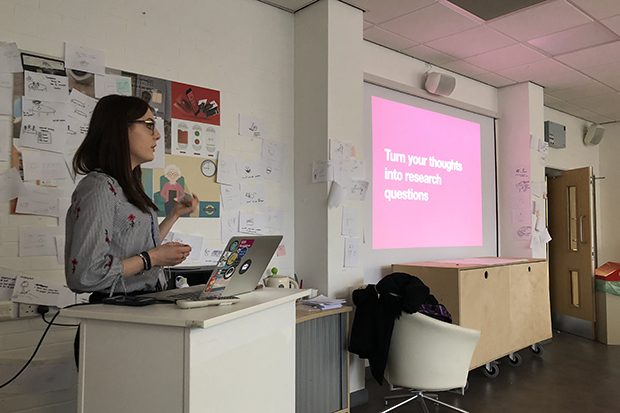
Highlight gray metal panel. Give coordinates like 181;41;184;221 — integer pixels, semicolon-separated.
296;313;346;413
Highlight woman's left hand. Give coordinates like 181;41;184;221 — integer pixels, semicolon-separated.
171;193;199;218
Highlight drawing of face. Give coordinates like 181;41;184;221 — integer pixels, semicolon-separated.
128;109;160;169
164;165;181;183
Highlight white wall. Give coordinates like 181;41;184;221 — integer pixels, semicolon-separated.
595;122;620;265
0;1;294;411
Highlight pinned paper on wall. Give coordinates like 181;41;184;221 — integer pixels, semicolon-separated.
221;184;241;210
94;73;132;98
344;237;361;268
0;42;22;73
57;197;71;226
262;139;285;164
0;115;10;161
19;226;63;257
21;148;70;181
16;184;62;217
327;181;344;208
0;168;22;201
0;274;17;301
55;235;65;265
202;239;225;265
221;211;240;242
24;71;69;102
345;180;369;201
240;182;265;205
312;160;332;183
329;139;355;161
64;43;105;75
238;113;266;138
68;89;97;121
342;206;361;237
333;160;365;184
11;274;75;308
239;210;266;235
238;158;263;180
0;73;12;115
216;152;237;185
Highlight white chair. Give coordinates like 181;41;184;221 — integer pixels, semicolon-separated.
381;312;481;413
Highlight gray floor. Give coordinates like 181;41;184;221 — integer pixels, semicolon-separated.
352;331;620;413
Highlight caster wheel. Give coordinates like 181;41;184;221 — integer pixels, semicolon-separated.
508;353;522;367
531;343;544;357
483;363;499;378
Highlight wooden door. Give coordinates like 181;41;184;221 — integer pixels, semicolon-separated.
547;167;595;322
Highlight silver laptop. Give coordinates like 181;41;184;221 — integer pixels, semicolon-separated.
142;235;282;305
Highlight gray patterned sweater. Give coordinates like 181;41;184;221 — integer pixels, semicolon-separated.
65;171;162;294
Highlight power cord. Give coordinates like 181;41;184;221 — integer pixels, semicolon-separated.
0;302;92;389
38;305;79;327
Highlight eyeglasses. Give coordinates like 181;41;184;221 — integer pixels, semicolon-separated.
128;119;156;135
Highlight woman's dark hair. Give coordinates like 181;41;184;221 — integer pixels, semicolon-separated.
73;94;157;213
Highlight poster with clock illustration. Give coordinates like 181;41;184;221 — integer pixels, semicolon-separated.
146;154;221;218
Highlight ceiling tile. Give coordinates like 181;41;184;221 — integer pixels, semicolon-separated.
401;44;457;65
546;81;617;101
579;62;620;90
363;21;374;30
442;59;488;77
347;0;436;24
425;26;516;59
570;0;620;20
554;40;620;69
380;3;479;43
527;22;618;56
471;71;516;88
489;0;591;41
464;44;546;72
601;15;620;35
496;58;591;89
364;26;419;51
576;92;620;114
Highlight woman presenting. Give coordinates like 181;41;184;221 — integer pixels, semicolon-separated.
65;95;198;300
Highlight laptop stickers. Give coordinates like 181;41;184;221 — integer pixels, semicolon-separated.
204;238;255;297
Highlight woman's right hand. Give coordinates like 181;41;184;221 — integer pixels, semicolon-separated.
149;242;192;266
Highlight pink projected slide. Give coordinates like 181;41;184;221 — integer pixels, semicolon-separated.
372;96;482;249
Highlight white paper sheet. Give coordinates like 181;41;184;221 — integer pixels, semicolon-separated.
65;116;89;149
57;197;71;226
0;73;13;115
55;235;65;265
16;183;62;217
171;118;220;158
262;159;282;182
141;117;165;169
0;274;18;301
239;211;266;235
312;160;332;183
240;182;266;205
261;139;285;164
220;184;241;210
0;168;22;201
11;274;75;307
238;113;266;138
68;89;97;121
327;181;343;208
216;152;238;185
265;209;283;233
167;232;204;262
342;206;361;237
21;148;70;181
344;237;361;268
238;158;263;180
64;43;105;75
0;42;22;73
24;71;69;102
329;139;355;161
19;226;62;256
20;97;68;152
0;115;13;161
94;73;132;98
202;239;225;266
345;180;369;201
220;210;240;242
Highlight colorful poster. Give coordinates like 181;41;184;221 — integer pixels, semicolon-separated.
171;81;220;125
171;118;220;158
148;155;220;218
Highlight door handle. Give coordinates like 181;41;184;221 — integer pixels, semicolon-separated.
579;215;586;243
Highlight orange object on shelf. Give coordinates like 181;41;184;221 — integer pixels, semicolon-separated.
595;262;620;282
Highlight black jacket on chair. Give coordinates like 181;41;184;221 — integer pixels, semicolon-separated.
348;272;438;384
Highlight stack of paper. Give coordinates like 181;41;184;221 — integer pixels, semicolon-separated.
301;295;346;310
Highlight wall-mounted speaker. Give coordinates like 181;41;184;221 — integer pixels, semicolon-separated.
584;124;605;146
424;72;456;96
